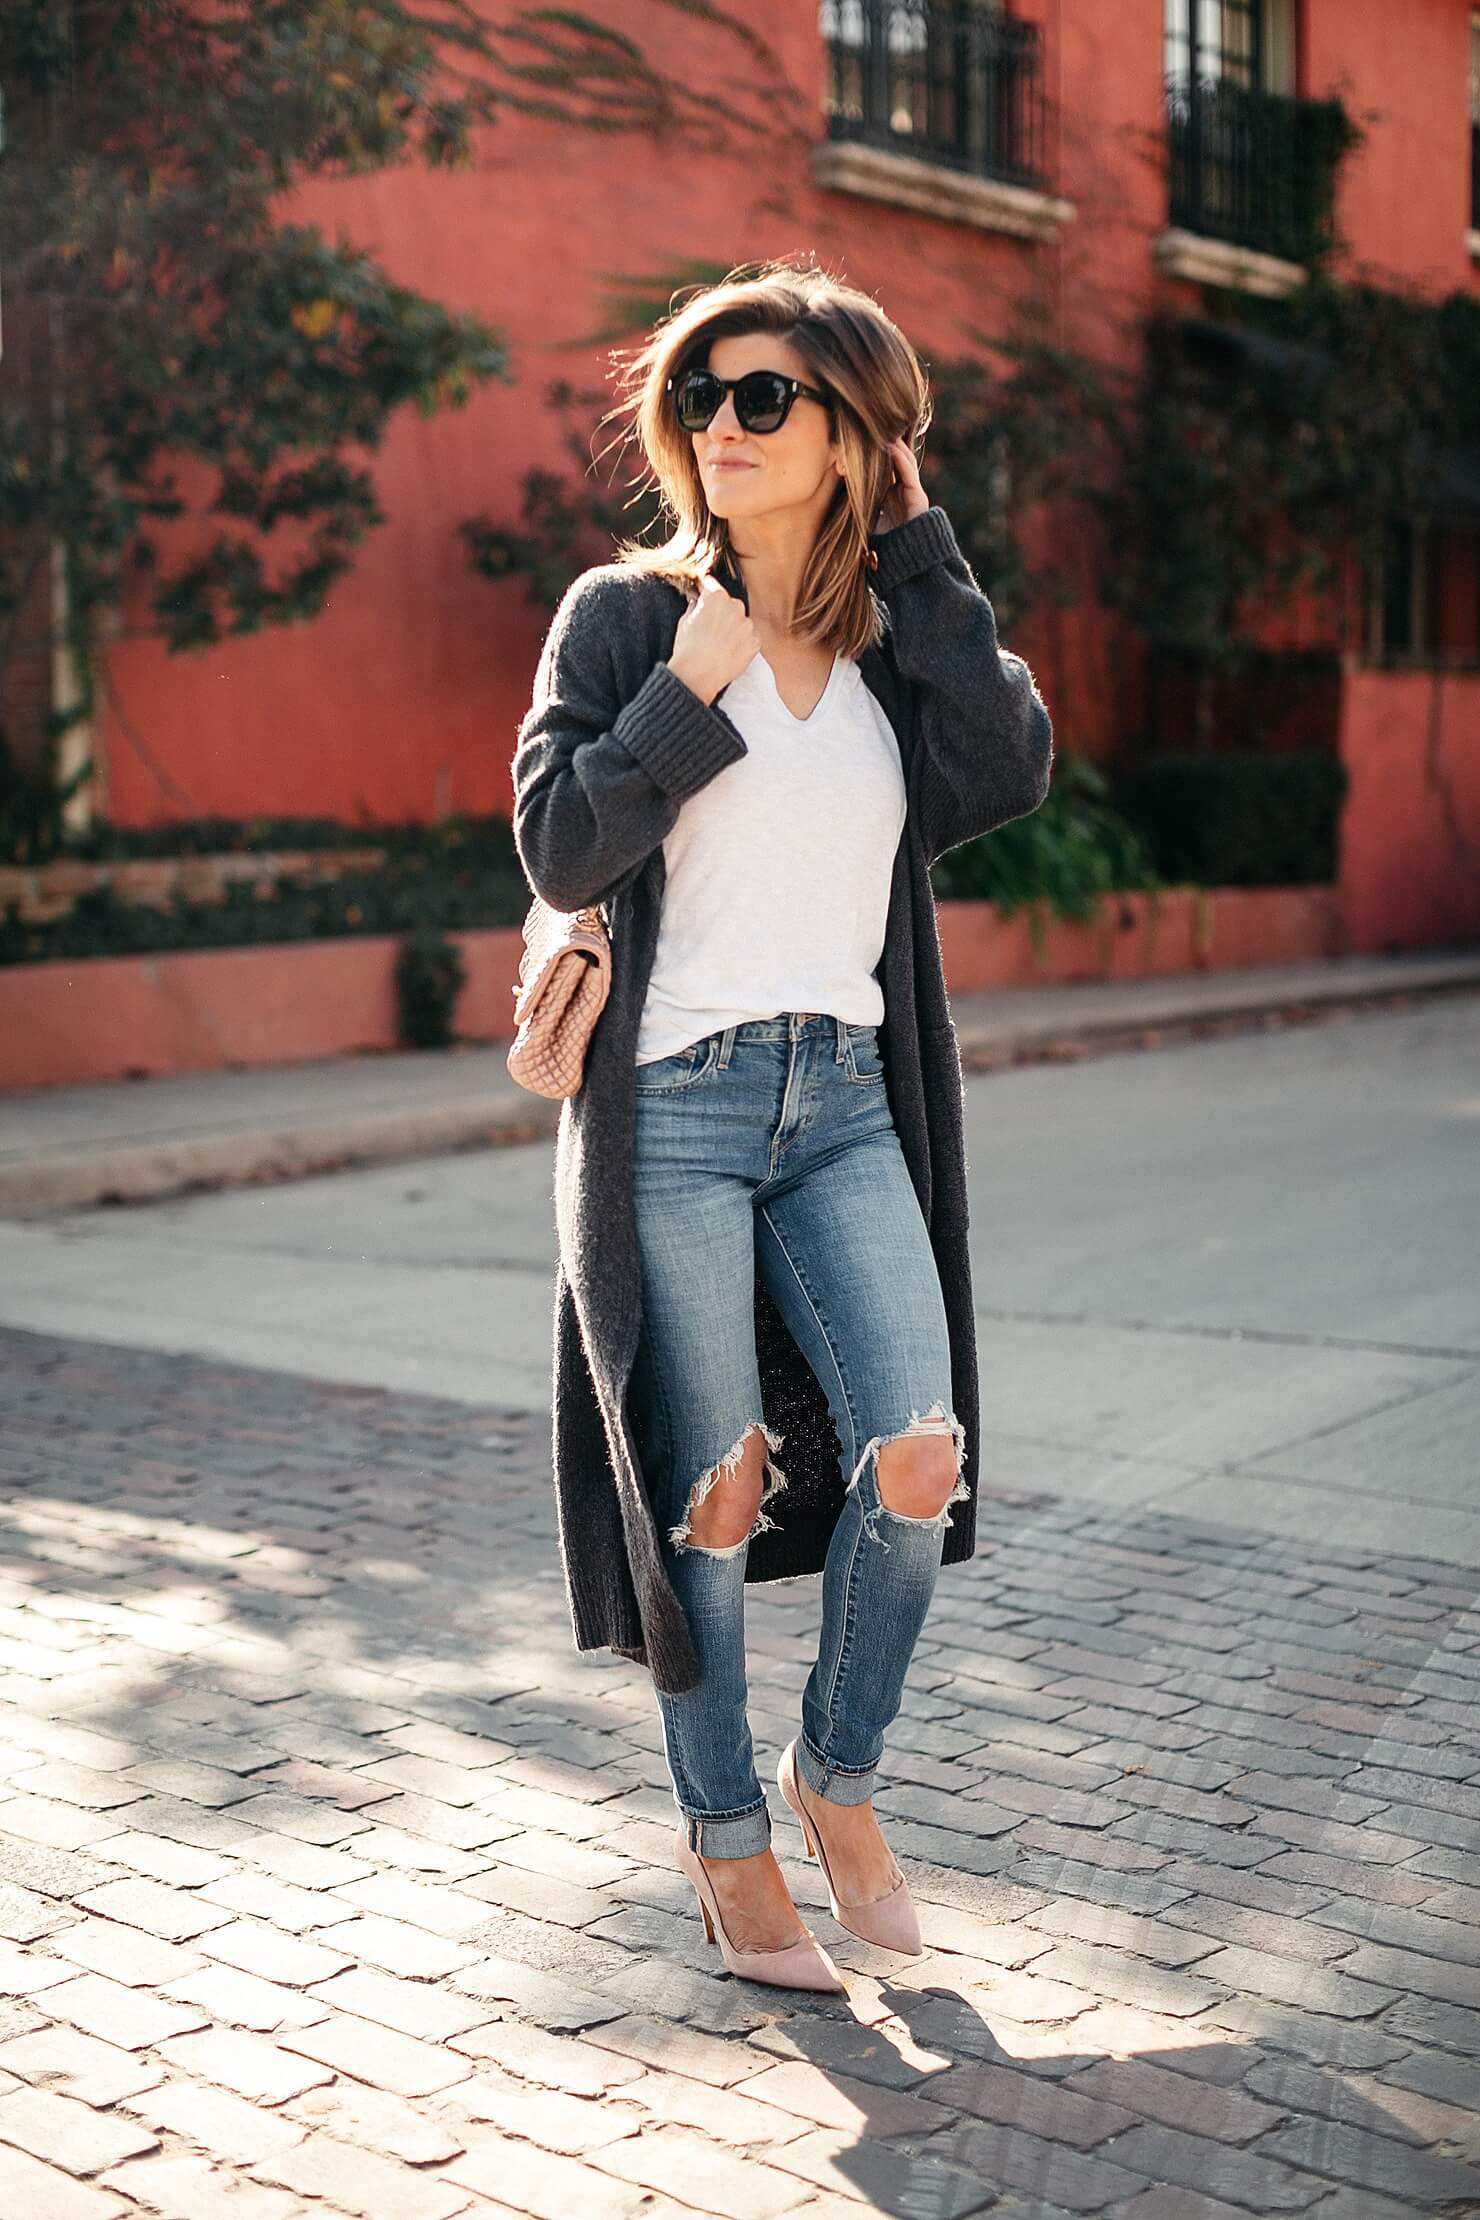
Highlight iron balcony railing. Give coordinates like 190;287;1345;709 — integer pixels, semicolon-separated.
1167;75;1347;266
821;0;1046;191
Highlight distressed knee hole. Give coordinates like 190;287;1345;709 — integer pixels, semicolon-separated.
669;1420;788;1556
847;1402;969;1551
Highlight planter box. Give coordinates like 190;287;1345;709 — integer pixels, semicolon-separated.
937;883;1347;991
0;884;1344;1093
0;847;388;929
0;929;525;1092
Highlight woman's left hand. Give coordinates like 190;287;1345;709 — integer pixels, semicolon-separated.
873;435;931;536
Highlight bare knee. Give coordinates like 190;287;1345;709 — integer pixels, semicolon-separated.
876;1409;964;1520
685;1437;765;1548
672;1422;786;1553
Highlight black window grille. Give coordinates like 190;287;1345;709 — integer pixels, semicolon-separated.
1164;3;1347;264
820;0;1046;191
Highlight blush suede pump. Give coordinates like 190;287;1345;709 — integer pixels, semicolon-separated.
777;1738;923;1955
673;1821;848;1993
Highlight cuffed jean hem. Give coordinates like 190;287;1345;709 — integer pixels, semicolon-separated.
797;1731;879;1808
679;1797;772;1859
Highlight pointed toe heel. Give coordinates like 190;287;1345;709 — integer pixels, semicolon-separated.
776;1739;923;1956
673;1820;848;1994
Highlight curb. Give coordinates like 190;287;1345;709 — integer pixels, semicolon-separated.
5;956;1478;1218
2;1098;563;1219
954;959;1480;1069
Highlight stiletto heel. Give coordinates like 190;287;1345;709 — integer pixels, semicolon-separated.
673;1821;847;1993
776;1739;922;1955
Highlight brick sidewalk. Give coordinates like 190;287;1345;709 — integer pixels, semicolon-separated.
0;1324;1477;2220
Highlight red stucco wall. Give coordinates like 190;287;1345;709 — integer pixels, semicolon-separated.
1339;667;1480;949
1308;0;1479;296
93;0;1480;972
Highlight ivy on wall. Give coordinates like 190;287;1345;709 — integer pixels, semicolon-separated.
0;6;792;838
1113;281;1480;697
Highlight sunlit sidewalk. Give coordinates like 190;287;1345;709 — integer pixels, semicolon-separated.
0;1324;1476;2216
4;947;1478;1219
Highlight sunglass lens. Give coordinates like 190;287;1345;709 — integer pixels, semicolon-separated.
675;372;721;429
736;374;790;431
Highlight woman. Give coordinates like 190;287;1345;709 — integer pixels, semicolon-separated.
513;259;1052;1995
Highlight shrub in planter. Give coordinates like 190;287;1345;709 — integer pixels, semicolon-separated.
0;813;530;965
395;927;467;1048
929;753;1161;919
1111;752;1346;886
2;812;381;865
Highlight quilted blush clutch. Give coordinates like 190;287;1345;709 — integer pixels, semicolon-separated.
506;895;612;1099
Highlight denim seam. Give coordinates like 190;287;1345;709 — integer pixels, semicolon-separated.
646;1328;678;1528
756;1200;868;1764
821;1500;869;1767
634;1037;717;1095
843;1028;887;1086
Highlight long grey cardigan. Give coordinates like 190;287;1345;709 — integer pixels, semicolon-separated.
512;503;1053;1695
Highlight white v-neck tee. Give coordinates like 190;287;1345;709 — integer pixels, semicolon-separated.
635;648;908;1066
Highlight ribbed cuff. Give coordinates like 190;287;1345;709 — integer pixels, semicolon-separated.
616;660;749;803
870;503;961;592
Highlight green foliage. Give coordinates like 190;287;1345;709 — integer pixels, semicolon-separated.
0;8;785;799
921;329;1121;633
460;261;744;610
0;812;529;965
462;379;672;612
0;4;534;659
1112;280;1480;677
1111;752;1347;886
929;754;1161;919
1282;94;1363;266
465;303;1118;637
395;927;467;1048
1167;83;1359;268
13;812;390;863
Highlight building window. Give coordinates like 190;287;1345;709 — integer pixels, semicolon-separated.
1165;0;1294;94
1368;517;1480;668
1375;519;1426;661
1163;1;1352;266
1470;12;1479;230
820;0;1046;189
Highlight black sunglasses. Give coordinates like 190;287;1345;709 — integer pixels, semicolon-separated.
666;367;832;435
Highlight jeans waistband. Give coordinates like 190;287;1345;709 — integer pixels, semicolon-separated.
711;1012;861;1069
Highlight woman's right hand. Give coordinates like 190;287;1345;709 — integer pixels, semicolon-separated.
667;573;760;707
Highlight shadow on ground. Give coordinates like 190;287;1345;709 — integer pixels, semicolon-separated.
0;1323;1477;2218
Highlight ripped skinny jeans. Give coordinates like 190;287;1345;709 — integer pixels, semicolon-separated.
628;1011;969;1859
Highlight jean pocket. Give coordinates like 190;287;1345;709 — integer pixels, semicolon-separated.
634;1036;719;1094
843;1024;886;1085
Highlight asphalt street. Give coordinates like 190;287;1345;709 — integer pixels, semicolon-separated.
0;997;1477;2216
3;993;1476;1568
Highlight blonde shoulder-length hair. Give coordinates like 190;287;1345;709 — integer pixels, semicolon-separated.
601;257;931;665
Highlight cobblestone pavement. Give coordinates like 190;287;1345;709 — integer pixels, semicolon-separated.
0;1324;1477;2220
